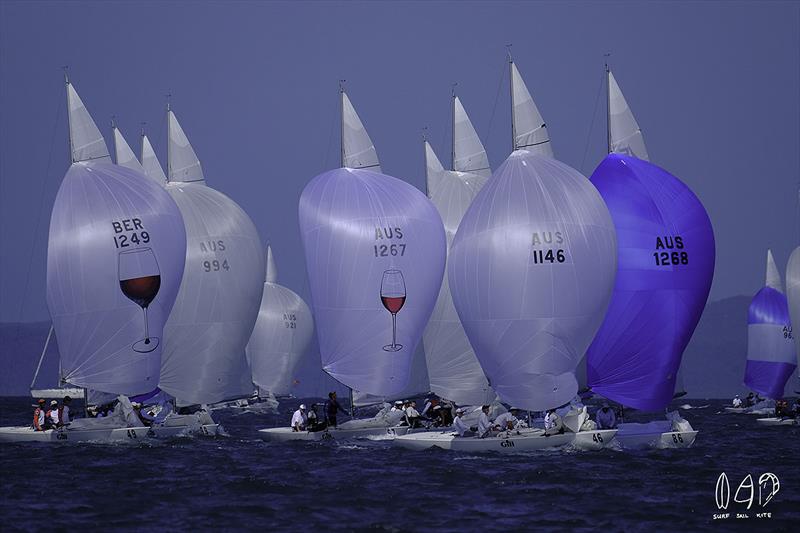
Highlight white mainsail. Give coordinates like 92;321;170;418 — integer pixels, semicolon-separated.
510;62;552;157
607;69;650;161
453;96;491;179
422;140;493;406
159;109;265;405
787;247;800;371
246;246;314;397
112;126;144;173
766;249;782;290
140;134;168;183
66;82;111;163
167;110;205;184
341;90;381;171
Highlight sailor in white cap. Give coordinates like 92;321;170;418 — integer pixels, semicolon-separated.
291;404;307;432
493;407;522;431
452;407;470;437
390;400;404;413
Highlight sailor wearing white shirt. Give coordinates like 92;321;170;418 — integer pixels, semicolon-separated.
494;408;521;431
291;404;307;432
47;400;60;427
544;408;564;436
405;401;422;428
390;400;404;412
477;405;493;438
452;408;470;437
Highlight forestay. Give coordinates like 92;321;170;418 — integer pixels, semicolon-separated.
48;82;186;395
449;151;617;411
422;141;493;406
159;110;264;405
246;246;314;396
586;155;715;410
745;250;796;399
299;167;446;396
510;62;552;157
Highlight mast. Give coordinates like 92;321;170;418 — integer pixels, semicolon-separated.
165;93;172;183
339;80;346;169
507;45;515;152
349;387;355;417
140;122;146;162
63;67;74;163
422;127;429;197
604;56;611;155
451;84;457;171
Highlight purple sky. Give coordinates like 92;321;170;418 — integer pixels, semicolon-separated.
1;1;798;323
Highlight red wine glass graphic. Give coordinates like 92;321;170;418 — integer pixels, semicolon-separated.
118;247;161;353
381;269;406;352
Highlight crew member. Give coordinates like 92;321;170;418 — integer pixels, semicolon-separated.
324;392;346;428
477;405;493;438
291;404;307;432
453;408;470;437
595;402;617;429
47;400;60;428
59;396;72;426
405;401;422;428
731;395;742;408
544;408;565;436
494;408;521;431
33;398;46;431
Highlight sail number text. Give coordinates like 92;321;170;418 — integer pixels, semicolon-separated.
112;218;150;248
284;313;297;329
653;236;688;266
200;240;231;273
373;226;406;257
531;231;566;265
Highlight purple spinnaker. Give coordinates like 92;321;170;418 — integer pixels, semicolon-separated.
745;286;796;399
449;151;617;411
298;167;446;396
586;154;715;411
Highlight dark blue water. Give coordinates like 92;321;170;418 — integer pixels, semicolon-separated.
1;397;797;531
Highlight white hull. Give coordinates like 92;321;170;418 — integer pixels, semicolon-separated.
30;388;84;399
393;429;618;452
614;430;698;449
723;407;774;416
258;425;412;442
755;417;798;426
0;425;151;443
150;423;220;438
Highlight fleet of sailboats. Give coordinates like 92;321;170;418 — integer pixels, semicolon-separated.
3;54;795;446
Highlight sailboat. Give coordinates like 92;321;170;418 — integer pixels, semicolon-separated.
421;91;494;408
584;66;715;449
396;57;618;452
133;108;265;431
260;86;447;442
237;245;314;411
1;79;187;443
745;251;797;426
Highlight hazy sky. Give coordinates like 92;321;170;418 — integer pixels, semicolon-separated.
1;1;798;323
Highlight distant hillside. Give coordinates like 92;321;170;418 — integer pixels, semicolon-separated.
2;296;796;398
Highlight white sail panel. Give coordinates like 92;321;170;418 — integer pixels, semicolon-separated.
423;141;492;405
113;127;144;173
246;247;313;396
608;71;650;161
167;110;205;183
140;134;168;184
766;249;782;290
66;83;110;163
510;63;552;157
787;247;800;366
453;97;491;179
341;92;381;171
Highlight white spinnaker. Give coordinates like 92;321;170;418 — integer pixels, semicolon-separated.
140;134;168;184
608;70;650;161
787;247;800;368
167;110;205;184
112;127;144;173
341;91;381;171
510;62;552;157
246;246;314;396
423;141;493;405
766;249;782;290
66;82;111;163
160;110;264;405
453;96;491;179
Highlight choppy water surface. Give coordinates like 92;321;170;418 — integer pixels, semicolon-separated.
1;397;798;531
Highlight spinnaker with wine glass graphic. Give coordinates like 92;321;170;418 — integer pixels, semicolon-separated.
45;78;186;397
298;87;446;398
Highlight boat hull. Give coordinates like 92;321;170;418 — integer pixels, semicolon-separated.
393;429;617;452
0;425;151;443
258;425;412;442
755;417;798;426
614;430;698;449
150;424;220;438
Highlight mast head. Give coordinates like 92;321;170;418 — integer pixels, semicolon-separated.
603;52;611;72
62;65;69;84
451;82;458;98
506;43;513;63
165;92;172;112
339;79;346;94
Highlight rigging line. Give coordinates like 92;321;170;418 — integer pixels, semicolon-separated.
14;90;63;343
580;68;606;175
484;55;507;147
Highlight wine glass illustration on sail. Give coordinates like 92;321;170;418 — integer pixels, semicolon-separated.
118;247;162;353
381;269;406;352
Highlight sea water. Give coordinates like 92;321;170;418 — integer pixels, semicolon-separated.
0;398;797;531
